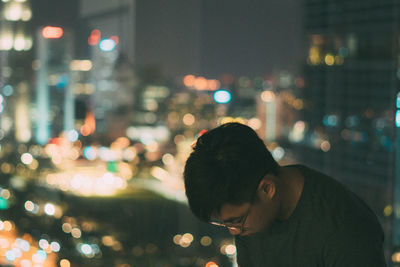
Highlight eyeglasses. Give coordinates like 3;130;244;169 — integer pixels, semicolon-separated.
210;203;253;233
209;174;265;234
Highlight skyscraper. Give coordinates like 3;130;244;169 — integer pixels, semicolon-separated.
297;0;400;263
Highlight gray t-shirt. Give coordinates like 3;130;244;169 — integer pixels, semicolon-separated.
235;165;386;267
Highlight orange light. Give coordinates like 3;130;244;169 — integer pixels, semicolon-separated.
88;29;101;45
110;35;119;45
42;26;63;39
194;77;208;90
183;75;196;87
205;261;219;267
208;79;220;91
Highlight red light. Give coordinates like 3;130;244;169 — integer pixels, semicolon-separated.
42;26;63;39
110;35;119;45
88;29;101;45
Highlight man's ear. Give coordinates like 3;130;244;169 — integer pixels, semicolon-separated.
257;174;276;200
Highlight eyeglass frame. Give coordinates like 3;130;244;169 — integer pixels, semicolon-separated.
209;176;262;233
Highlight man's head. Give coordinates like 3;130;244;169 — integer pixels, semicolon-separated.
184;122;280;235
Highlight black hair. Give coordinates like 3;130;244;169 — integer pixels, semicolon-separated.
184;122;279;222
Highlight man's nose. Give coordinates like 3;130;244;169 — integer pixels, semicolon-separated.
228;227;241;235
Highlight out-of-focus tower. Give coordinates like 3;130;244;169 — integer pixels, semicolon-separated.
79;0;136;138
35;26;74;144
298;0;400;263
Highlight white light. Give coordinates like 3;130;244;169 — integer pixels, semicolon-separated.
50;241;61;252
13;34;25;51
99;39;116;52
24;200;34;211
44;203;55;216
32;250;46;263
21;153;33;164
0;32;13;51
272;147;285;161
5;250;16;261
20;259;32;267
213;90;232;104
5;2;23;21
38;239;49;250
67;130;79;142
224;244;237;255
81;244;93;255
19;239;30;252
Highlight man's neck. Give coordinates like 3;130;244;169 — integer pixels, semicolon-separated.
276;166;305;221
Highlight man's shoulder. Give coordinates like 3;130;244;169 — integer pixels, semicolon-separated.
296;164;382;231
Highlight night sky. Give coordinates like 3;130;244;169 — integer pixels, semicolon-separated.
31;0;304;79
135;0;305;78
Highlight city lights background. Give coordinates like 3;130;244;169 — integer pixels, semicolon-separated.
0;0;399;266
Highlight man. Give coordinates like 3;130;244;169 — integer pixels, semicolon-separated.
184;122;386;267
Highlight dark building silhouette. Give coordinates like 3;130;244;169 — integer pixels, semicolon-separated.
294;0;400;263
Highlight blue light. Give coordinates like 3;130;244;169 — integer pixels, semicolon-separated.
213;90;232;104
396;110;400;128
83;146;96;160
3;85;13;96
5;250;16;261
99;39;116;52
323;115;339;127
397;92;400;109
57;75;69;89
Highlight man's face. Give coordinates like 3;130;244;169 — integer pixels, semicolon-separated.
216;193;279;236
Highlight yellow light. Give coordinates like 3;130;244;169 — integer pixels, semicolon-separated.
200;236;212;246
392;252;400;263
324;54;335;66
308;46;321;65
1;189;10;199
3;220;13;231
293;99;304;110
70;60;92;71
182;233;194;243
71;228;82;238
183;113;195;126
60;259;71;267
132;246;144;257
261;91;275;102
248;118;262;130
335;55;344;65
320;141;331;152
384;205;393;217
62;223;72;233
173;234;182;245
21;7;32;21
102;235;115;246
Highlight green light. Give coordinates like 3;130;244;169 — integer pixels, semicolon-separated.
0;197;8;210
107;161;118;173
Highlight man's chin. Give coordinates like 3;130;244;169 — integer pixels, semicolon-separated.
239;230;256;237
